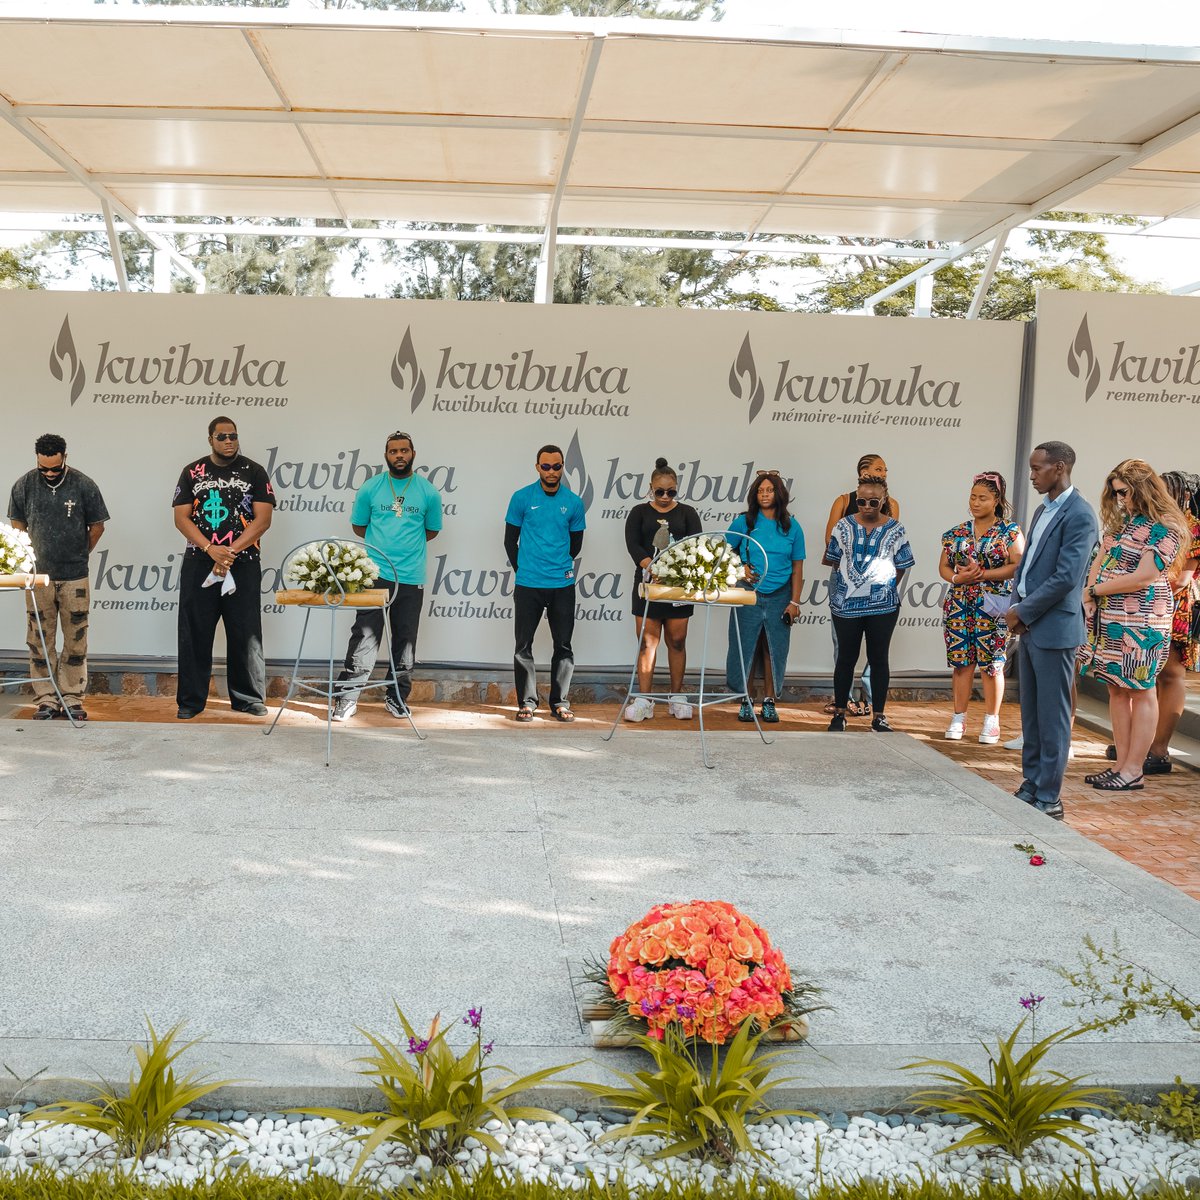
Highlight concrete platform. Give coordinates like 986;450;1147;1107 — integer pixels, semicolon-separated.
1;721;1197;1111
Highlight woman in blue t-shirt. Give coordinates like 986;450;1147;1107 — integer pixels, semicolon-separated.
823;474;915;733
725;471;806;723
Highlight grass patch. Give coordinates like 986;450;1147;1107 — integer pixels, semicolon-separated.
0;1165;1197;1200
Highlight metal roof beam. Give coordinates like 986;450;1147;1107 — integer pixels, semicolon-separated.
9;105;1141;158
100;199;128;292
0;94;206;292
535;33;605;304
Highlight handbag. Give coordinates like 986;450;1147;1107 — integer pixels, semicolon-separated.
980;590;1012;620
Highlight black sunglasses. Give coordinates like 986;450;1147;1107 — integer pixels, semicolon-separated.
37;464;65;474
538;462;564;472
213;432;239;442
653;487;677;499
1110;483;1130;497
856;496;884;509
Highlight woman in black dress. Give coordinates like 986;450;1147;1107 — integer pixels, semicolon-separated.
623;457;703;722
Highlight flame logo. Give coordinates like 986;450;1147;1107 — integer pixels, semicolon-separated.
729;333;765;424
1066;315;1101;402
563;429;594;513
390;326;427;412
48;316;86;405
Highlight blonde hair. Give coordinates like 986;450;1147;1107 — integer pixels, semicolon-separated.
1100;458;1189;570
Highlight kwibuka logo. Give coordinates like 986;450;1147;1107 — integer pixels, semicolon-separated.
728;333;765;424
390;326;427;412
49;316;86;405
1066;315;1101;402
563;429;594;513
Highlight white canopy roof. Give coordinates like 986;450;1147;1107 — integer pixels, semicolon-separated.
2;6;1200;247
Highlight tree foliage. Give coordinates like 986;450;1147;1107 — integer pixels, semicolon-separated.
799;214;1161;320
388;228;807;308
0;247;40;291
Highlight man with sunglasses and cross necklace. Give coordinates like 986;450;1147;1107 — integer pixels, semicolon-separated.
332;430;442;723
8;432;109;721
505;443;586;723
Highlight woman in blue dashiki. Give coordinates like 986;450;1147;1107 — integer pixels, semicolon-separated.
938;471;1024;746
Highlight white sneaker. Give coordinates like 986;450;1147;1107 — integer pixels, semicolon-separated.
623;697;655;723
1004;735;1024;750
332;696;358;723
979;716;1001;745
944;714;965;741
667;694;693;720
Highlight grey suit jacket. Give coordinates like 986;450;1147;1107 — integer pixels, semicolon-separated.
1013;489;1099;651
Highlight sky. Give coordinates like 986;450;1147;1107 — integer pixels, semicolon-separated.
3;0;1200;295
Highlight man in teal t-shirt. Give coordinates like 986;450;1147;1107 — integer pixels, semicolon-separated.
503;443;586;722
333;431;443;721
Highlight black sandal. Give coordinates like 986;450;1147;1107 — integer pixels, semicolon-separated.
1093;772;1144;791
848;700;871;718
516;705;534;723
552;705;575;723
1085;768;1118;786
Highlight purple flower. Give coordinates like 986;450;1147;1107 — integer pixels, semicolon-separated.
1019;993;1045;1011
406;1036;429;1055
463;1007;483;1029
640;998;662;1016
676;1004;696;1020
482;1041;494;1058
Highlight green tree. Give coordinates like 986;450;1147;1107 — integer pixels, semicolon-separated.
389;227;808;307
800;214;1161;319
0;247;40;290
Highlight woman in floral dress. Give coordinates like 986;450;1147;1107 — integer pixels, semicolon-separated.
938;471;1024;745
1080;459;1189;791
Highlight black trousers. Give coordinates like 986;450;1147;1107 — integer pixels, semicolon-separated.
177;553;265;713
831;609;899;714
335;580;422;707
513;584;576;710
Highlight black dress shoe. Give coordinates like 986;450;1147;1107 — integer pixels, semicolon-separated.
176;708;202;720
1013;782;1037;804
1034;798;1064;820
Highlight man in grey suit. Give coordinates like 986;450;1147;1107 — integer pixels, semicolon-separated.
1005;441;1098;820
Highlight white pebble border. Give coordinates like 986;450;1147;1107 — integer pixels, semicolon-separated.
2;1109;1198;1193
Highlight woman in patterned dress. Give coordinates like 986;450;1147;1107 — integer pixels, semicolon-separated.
1144;471;1200;773
1080;459;1190;792
938;471;1025;745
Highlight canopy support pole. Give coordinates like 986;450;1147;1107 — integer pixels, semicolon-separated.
535;34;605;304
0;93;206;292
966;228;1011;318
101;200;129;292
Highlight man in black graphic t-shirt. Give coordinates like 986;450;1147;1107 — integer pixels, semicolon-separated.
171;416;275;719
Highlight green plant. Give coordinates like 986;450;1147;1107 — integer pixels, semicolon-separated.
304;1004;576;1178
902;1019;1115;1159
27;1018;238;1161
1;1163;1199;1200
1057;935;1198;1034
1122;1077;1200;1143
579;1018;809;1163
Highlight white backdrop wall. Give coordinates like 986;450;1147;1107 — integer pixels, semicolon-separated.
1031;290;1200;507
1;292;1025;674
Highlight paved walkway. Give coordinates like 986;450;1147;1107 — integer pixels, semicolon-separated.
2;716;1196;1110
13;693;1197;901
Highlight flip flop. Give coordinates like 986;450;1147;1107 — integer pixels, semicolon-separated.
847;700;871;718
552;705;575;723
516;706;534;723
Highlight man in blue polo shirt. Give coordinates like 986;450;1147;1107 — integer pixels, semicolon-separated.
333;431;442;721
504;443;586;723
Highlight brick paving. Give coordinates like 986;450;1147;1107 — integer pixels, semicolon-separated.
8;693;1199;902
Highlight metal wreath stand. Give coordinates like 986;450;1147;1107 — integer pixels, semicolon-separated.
265;538;424;765
603;530;773;769
0;572;82;727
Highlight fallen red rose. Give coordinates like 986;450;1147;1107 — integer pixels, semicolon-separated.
1029;855;1045;866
